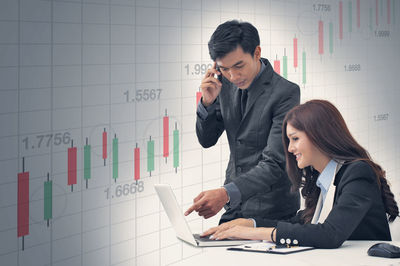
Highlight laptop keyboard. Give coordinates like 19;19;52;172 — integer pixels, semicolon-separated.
193;234;237;242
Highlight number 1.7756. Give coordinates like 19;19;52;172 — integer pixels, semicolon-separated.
22;132;71;150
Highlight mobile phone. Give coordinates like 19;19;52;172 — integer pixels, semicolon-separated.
215;65;222;82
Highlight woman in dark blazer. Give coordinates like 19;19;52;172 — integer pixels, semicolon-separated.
201;100;399;248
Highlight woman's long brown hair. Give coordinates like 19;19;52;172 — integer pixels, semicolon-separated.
282;100;399;223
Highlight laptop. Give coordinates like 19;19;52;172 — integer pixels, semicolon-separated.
154;184;259;247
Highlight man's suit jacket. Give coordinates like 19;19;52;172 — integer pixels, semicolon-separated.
256;161;392;248
196;58;300;222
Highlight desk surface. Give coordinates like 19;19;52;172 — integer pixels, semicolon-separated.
170;241;400;266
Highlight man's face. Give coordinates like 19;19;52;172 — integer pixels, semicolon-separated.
216;45;261;89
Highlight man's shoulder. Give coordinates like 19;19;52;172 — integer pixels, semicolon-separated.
269;73;300;100
271;71;300;90
259;58;300;92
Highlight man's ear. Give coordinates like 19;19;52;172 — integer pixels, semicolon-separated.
254;46;261;60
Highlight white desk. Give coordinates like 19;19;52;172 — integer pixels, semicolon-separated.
170;241;400;266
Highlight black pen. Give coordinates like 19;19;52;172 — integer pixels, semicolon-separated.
275;243;289;249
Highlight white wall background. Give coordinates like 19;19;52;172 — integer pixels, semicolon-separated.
0;0;399;265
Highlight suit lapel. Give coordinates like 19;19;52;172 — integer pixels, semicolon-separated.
241;58;273;121
219;76;242;128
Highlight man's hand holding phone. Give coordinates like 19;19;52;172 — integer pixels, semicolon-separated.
200;62;222;107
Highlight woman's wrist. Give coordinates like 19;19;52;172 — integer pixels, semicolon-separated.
248;227;272;241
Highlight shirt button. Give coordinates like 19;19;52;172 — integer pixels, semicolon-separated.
280;238;285;245
237;167;242;173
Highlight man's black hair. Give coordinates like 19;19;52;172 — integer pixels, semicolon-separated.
208;20;260;61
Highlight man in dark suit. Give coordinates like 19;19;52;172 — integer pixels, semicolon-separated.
185;20;300;224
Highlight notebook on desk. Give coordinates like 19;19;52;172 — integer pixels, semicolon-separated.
228;242;314;254
154;184;260;247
